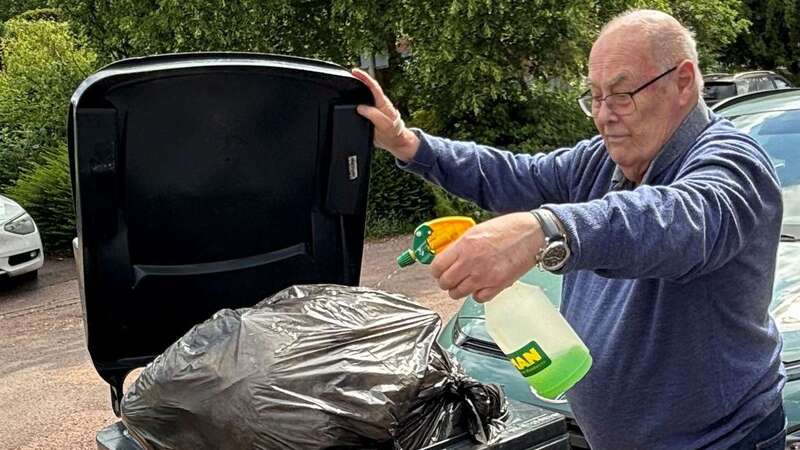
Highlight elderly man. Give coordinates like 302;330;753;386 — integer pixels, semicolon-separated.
354;8;785;450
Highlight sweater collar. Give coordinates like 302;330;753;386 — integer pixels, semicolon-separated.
610;100;712;190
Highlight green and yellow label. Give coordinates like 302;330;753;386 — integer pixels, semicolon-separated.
506;340;551;377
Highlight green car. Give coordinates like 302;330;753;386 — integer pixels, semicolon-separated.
437;88;800;449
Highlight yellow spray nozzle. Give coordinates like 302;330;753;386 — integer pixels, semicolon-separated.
397;216;476;267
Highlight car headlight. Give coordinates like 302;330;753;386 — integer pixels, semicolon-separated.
4;213;35;235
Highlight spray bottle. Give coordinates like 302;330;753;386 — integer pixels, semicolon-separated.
398;216;592;401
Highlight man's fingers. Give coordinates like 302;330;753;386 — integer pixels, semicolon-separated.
430;244;460;280
473;287;501;303
351;68;389;109
437;259;469;292
447;277;478;300
356;105;394;130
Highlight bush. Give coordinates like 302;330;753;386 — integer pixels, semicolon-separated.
0;17;96;249
8;147;74;251
431;187;493;222
366;149;436;238
0;17;96;188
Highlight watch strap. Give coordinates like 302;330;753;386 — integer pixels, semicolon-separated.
531;209;563;243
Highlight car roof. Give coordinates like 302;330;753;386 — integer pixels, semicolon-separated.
732;70;779;79
711;88;800;115
703;73;732;81
704;70;785;84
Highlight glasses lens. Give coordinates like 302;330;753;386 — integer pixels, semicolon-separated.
608;94;635;115
578;96;593;117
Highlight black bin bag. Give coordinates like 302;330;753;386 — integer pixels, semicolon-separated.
120;285;508;449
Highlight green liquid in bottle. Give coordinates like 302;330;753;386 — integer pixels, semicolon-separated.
485;281;593;402
526;345;592;400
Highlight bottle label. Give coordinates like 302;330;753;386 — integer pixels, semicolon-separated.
506;340;551;377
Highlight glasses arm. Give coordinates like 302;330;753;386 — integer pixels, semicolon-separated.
629;65;678;96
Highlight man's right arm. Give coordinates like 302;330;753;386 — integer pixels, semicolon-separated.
397;129;591;213
351;68;585;212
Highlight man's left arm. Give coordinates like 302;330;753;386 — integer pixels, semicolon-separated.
545;138;782;282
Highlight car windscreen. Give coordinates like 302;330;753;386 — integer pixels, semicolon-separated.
703;82;737;100
730;109;800;227
730;109;800;363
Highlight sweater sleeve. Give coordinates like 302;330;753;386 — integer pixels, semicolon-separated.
398;129;591;213
544;135;782;282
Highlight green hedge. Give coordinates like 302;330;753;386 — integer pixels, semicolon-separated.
365;149;437;237
8;147;74;250
0;17;96;188
0;17;96;250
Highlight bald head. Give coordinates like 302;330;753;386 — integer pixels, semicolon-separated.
586;9;703;184
597;9;702;96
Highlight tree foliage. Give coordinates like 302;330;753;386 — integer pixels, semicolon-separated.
592;0;749;69
57;0;752;148
0;0;778;246
394;0;595;151
720;0;800;77
0;0;50;23
57;0;392;65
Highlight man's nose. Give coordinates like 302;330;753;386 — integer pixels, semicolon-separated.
594;100;618;125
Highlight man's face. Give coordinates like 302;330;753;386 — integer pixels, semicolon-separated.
587;30;682;177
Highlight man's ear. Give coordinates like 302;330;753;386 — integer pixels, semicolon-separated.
676;59;697;106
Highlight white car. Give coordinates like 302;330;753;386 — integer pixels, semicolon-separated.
0;195;43;279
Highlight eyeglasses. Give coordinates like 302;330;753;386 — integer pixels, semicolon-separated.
577;65;678;118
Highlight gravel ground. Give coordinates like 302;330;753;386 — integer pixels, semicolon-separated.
0;235;458;449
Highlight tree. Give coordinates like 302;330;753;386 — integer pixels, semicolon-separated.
394;0;596;152
57;0;384;64
669;0;750;70
591;0;750;69
53;1;754;237
58;1;751;146
0;0;50;22
720;0;800;78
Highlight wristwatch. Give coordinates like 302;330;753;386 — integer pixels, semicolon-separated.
530;209;571;272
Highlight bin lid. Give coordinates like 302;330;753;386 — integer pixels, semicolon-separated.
68;53;373;412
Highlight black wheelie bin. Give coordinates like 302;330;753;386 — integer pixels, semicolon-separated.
68;53;570;450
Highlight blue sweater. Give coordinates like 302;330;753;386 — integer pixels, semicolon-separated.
400;103;785;449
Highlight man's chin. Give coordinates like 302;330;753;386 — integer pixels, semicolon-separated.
604;142;629;160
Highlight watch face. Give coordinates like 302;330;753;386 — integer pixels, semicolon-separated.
542;242;569;270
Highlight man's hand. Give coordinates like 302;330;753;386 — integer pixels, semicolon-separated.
431;212;544;303
351;68;420;162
